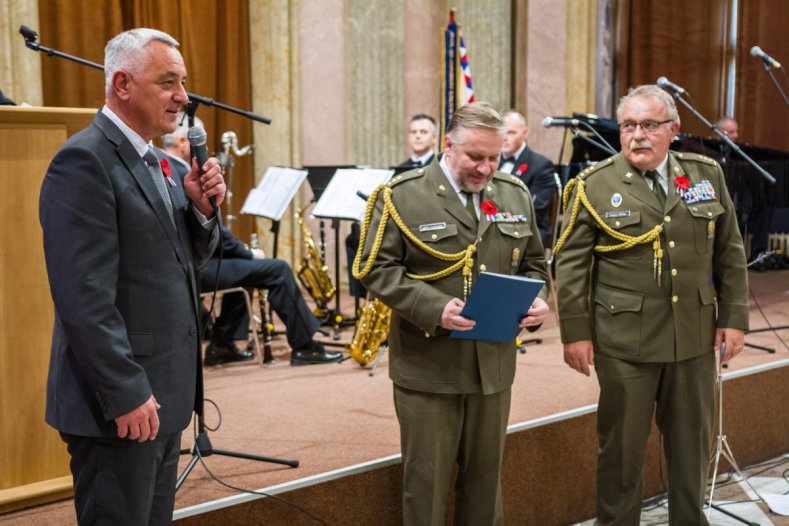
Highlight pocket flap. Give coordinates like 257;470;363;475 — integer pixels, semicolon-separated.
495;222;532;239
602;210;641;230
687;202;724;220
412;223;458;243
594;284;644;314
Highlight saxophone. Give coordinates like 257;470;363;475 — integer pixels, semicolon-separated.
348;297;391;366
295;207;336;317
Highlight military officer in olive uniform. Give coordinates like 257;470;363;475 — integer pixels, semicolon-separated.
356;102;550;525
555;85;749;524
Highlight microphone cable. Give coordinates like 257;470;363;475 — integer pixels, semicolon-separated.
186;412;329;525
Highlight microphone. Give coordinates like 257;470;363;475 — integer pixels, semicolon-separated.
750;46;781;68
186;125;216;209
19;25;38;43
657;76;686;95
542;116;580;128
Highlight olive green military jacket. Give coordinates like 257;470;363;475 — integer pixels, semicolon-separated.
359;160;549;395
556;151;749;362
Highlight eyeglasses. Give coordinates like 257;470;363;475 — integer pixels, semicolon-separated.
619;119;674;134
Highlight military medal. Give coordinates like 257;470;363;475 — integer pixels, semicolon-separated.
708;220;715;239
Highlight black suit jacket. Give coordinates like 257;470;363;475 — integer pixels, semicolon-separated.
398;152;435;168
40;111;218;437
500;145;556;244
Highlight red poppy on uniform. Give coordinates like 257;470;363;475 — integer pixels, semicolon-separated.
481;200;497;215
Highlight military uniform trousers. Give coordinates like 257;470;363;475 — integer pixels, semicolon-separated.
594;351;716;525
394;384;511;526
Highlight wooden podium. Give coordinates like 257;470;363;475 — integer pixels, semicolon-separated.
0;106;95;513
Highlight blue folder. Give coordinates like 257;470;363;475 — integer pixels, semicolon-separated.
450;272;545;343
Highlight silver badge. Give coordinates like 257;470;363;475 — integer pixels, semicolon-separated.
611;193;623;207
419;222;447;232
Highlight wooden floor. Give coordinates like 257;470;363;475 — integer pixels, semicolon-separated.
2;270;788;525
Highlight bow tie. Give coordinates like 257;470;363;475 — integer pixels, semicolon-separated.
501;156;515;164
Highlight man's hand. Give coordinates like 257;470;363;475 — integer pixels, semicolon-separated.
184;156;226;217
251;248;266;259
715;327;746;365
564;340;594;376
440;298;476;331
114;395;161;442
518;297;549;328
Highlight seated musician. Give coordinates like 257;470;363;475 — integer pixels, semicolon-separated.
398;113;439;168
162;118;342;366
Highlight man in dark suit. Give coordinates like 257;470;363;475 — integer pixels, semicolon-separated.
398;112;438;168
358;102;550;524
39;29;224;525
499;109;558;246
556;85;748;524
163;118;342;367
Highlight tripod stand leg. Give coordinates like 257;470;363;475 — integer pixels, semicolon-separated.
369;345;387;377
175;453;201;491
176;423;299;491
744;342;775;353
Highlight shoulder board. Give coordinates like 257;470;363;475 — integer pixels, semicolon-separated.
673;151;718;166
492;171;528;191
577;157;614;181
386;167;425;187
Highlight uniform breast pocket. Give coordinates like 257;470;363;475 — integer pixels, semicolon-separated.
495;222;533;272
688;202;724;253
411;223;459;245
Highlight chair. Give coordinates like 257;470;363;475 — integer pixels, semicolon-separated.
201;287;268;366
518;173;562;353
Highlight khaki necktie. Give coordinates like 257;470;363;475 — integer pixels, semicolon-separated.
462;191;478;224
645;170;666;207
143;147;175;221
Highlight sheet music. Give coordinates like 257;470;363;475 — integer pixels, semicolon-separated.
311;168;394;221
240;166;308;221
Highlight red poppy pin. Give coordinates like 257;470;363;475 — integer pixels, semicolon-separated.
160;158;176;187
481;200;497;215
674;175;689;197
516;163;528;175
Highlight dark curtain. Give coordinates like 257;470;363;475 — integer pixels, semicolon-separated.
615;0;789;152
735;0;789;151
615;0;728;138
38;0;255;238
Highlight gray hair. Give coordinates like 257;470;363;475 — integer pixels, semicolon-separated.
616;84;679;122
161;112;204;147
446;101;505;143
104;28;179;97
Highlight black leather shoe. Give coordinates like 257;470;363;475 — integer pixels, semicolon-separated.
204;343;255;366
290;341;342;366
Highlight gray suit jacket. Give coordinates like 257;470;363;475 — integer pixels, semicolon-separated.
40;111;218;437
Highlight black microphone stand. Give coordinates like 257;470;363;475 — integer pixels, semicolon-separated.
19;25;272;125
759;62;789;107
19;24;299;488
660;85;776;185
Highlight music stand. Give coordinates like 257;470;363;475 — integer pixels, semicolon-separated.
311;168;395;340
239;166;309;361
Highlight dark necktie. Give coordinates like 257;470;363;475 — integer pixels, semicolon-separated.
462;191;478;224
143;147;175;221
645;170;666;207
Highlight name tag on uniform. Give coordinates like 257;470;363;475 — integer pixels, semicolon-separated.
604;210;631;218
419;222;447;232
